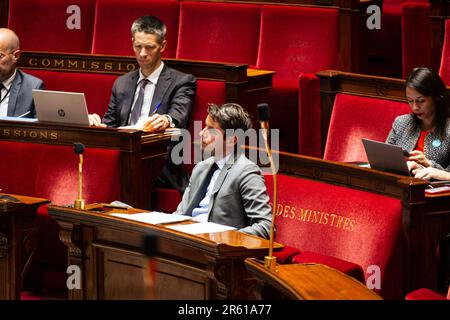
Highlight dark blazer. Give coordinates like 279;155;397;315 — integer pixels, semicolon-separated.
7;69;44;118
103;65;197;128
175;153;273;239
386;114;450;170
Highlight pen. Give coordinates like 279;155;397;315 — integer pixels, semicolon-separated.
17;111;31;118
150;102;161;115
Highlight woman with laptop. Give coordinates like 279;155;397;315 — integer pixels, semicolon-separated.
386;67;450;179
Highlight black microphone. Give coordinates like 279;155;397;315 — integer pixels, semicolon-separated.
73;142;85;209
74;142;85;154
257;103;270;130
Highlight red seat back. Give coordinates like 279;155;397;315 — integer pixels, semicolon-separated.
440;19;450;86
256;5;339;80
324;93;410;163
0;141;44;196
23;69;117;116
401;2;432;78
8;0;95;53
176;1;261;65
92;0;179;57
35;145;121;205
264;173;404;299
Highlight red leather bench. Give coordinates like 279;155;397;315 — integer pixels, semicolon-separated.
264;173;405;299
9;0;95;53
0;140;121;296
323;93;410;163
92;0;180;58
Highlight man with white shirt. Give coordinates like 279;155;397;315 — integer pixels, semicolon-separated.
175;103;272;239
0;28;44;119
89;16;197;192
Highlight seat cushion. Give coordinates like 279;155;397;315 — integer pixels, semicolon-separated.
292;251;365;283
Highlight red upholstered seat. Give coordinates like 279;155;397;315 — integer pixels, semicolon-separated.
8;0;95;53
264;174;405;299
256;5;339;154
405;288;448;300
176;1;261;66
92;0;179;57
0;141;44;197
401;2;432;78
323;93;410;163
23;69;117;116
439;19;450;86
0;141;121;296
292;252;365;283
151;80;226;213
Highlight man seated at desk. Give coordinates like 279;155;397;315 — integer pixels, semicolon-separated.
174;103;272;239
0;28;44;119
89;15;197;193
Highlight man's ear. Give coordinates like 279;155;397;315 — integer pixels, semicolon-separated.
226;135;237;147
12;49;21;63
160;40;167;53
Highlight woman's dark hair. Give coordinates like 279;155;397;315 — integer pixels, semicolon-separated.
406;67;449;138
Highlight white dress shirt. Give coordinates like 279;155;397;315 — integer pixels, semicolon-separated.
192;153;233;222
0;70;17;117
127;62;164;127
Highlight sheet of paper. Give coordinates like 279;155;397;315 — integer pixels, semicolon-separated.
167;222;236;234
110;212;191;225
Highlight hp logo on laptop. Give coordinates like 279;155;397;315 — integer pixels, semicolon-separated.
58;109;66;117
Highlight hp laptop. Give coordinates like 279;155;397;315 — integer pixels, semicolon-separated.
32;89;90;125
362;138;411;176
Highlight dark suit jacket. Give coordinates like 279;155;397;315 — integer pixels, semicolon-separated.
175;153;273;239
7;69;44;118
103;65;197;128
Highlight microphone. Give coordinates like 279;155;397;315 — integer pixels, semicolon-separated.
257;103;278;271
73;142;85;210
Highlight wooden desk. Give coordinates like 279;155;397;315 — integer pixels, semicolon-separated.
0;194;49;300
47;204;282;300
0;120;177;209
245;258;382;300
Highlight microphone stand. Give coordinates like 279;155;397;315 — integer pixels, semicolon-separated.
74;143;85;210
261;121;278;272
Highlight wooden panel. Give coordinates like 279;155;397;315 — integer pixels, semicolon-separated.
98;247;147;300
155;258;210;300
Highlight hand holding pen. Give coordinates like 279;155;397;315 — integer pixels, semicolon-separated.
143;102;169;132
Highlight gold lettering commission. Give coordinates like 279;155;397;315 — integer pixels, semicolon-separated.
0;128;58;140
271;203;357;232
28;58;137;72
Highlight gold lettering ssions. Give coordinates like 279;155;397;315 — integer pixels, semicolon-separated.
27;57;137;73
0;128;58;140
271;203;356;232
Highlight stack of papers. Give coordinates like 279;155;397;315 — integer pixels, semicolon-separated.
167;222;236;235
110;212;191;225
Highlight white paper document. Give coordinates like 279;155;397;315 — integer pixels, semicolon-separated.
110;212;191;225
167;222;237;234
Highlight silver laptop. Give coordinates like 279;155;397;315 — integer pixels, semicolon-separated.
32;89;90;125
362;138;411;176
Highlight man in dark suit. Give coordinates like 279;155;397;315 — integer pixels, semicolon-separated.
89;16;197;192
0;28;44;118
175;103;272;239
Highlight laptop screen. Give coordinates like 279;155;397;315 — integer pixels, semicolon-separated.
362;138;411;176
32;89;90;126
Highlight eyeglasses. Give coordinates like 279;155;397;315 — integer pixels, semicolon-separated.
0;50;16;60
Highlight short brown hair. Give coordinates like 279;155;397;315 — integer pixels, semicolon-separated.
207;103;252;132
